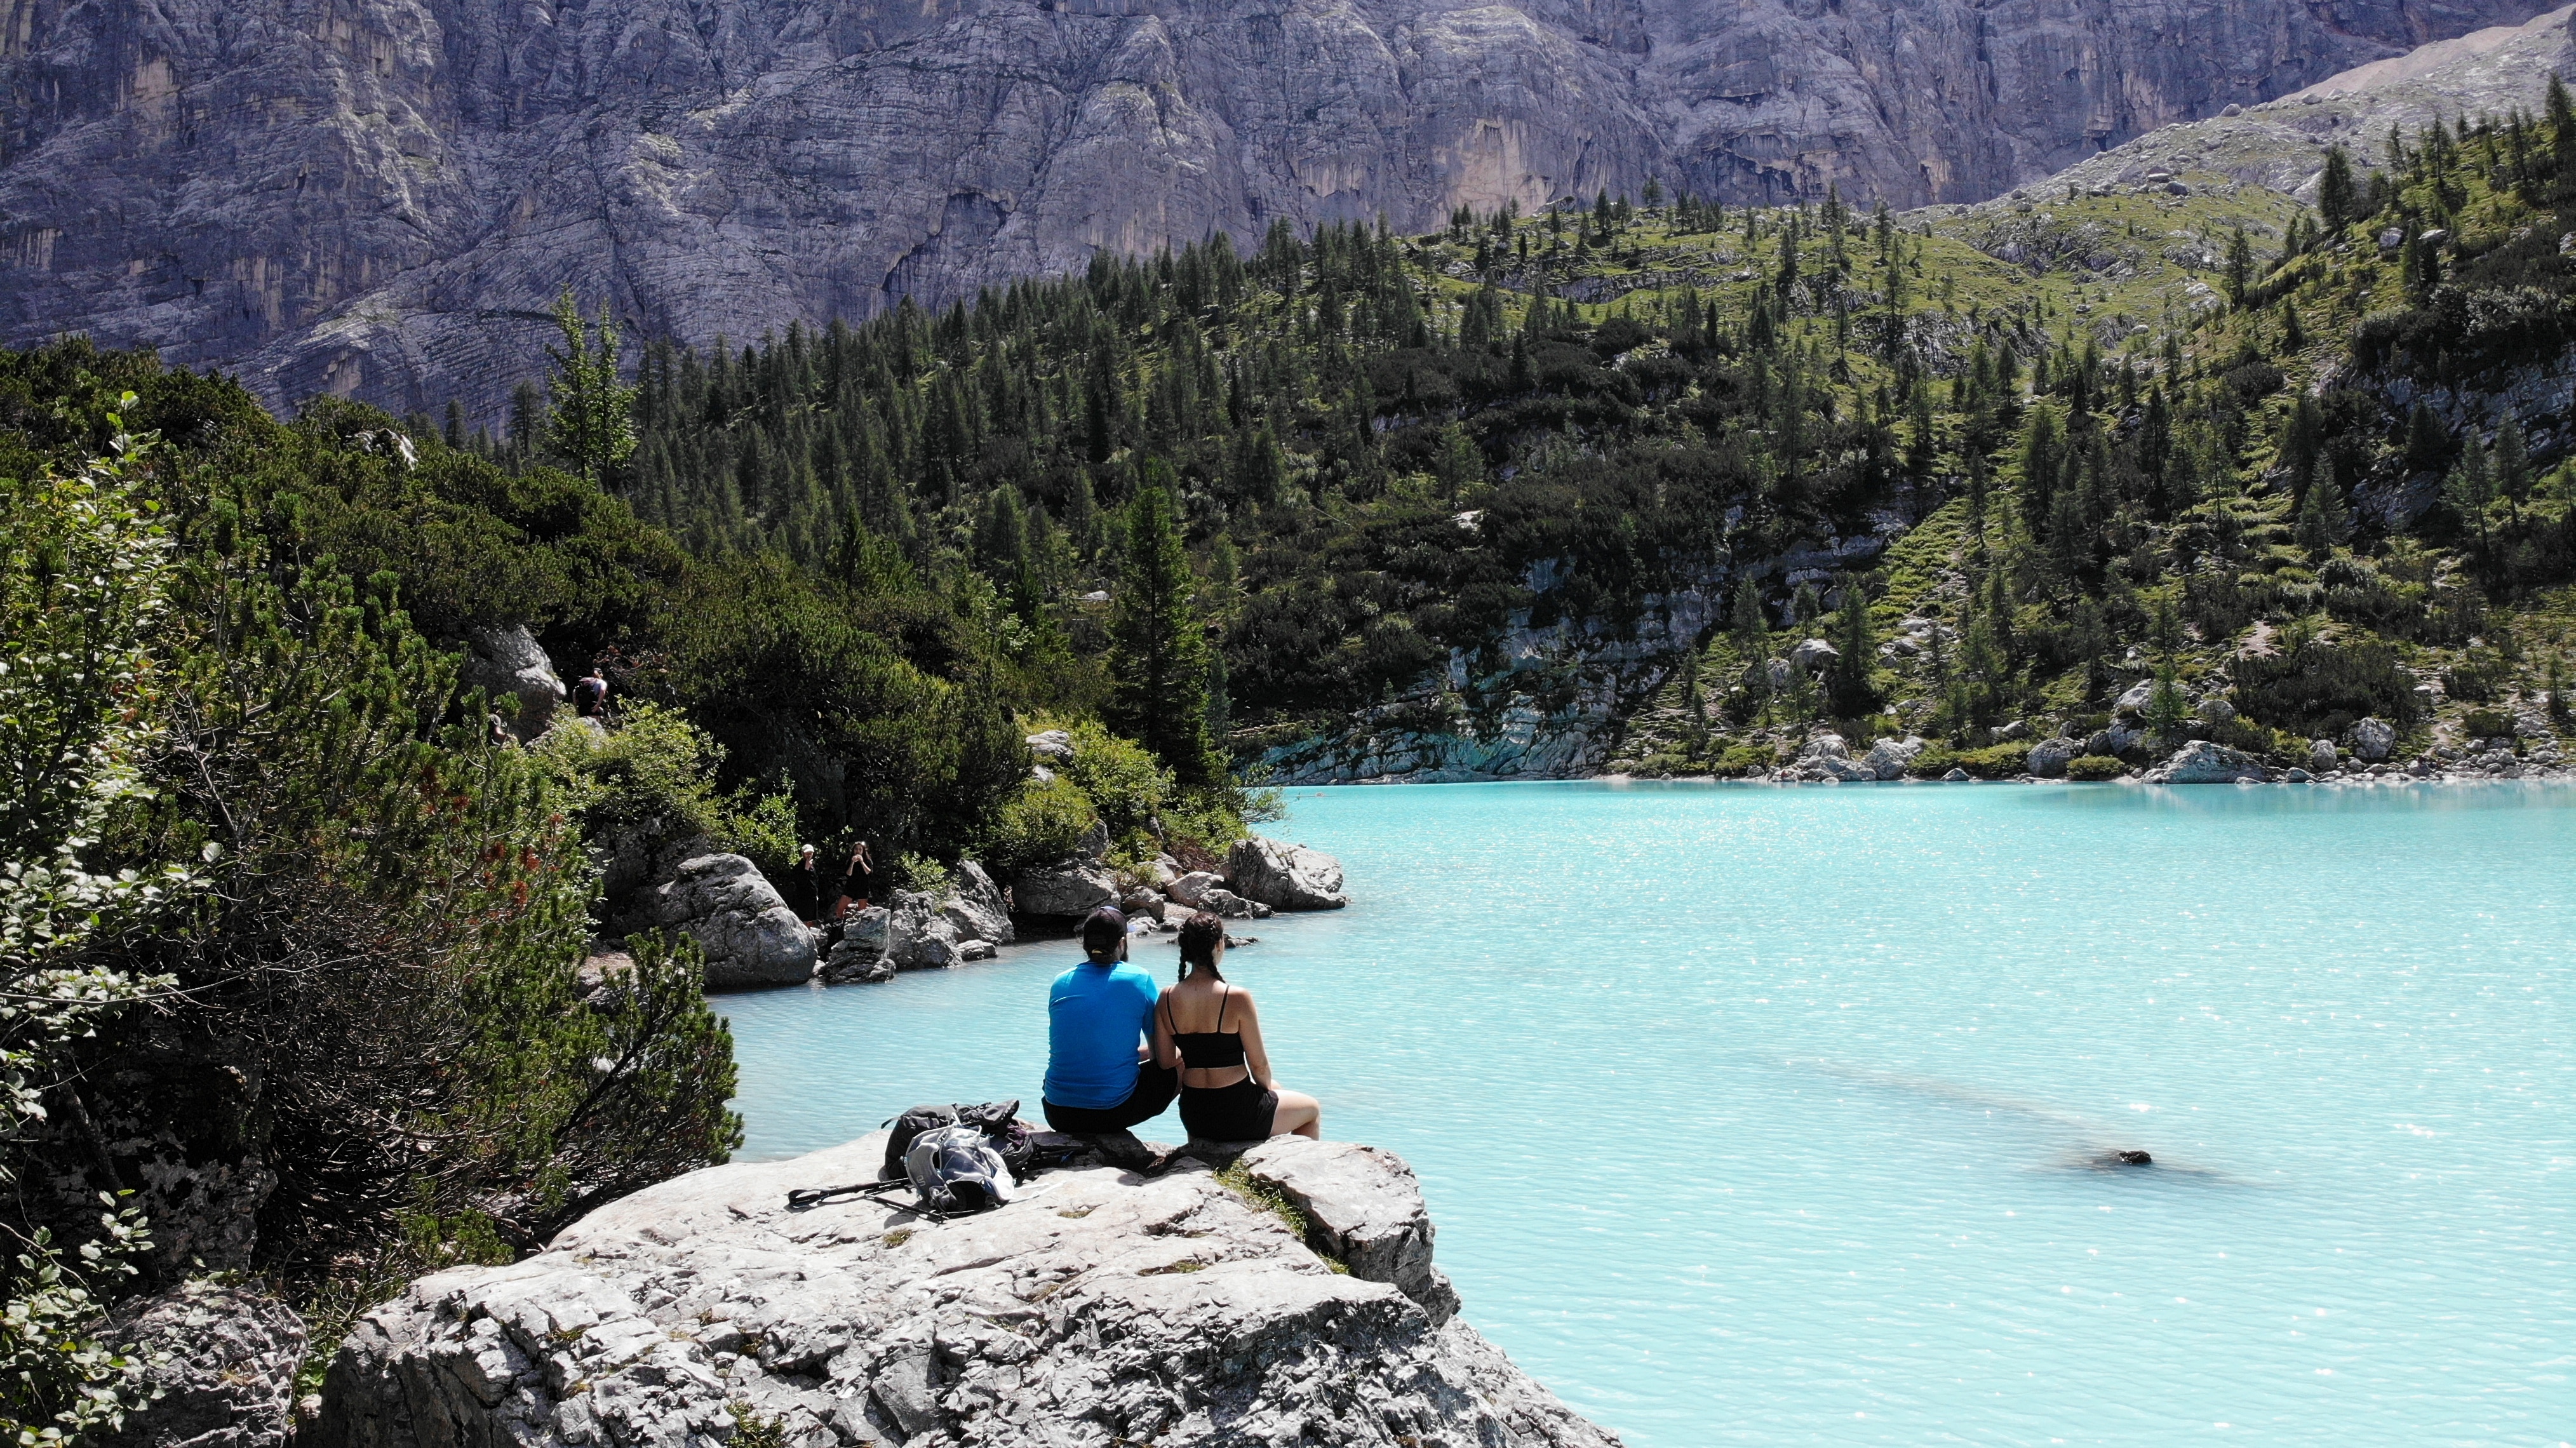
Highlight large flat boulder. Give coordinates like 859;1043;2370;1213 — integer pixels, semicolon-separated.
306;1134;1616;1448
1226;836;1349;911
640;853;816;989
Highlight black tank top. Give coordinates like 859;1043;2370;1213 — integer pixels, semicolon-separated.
1164;984;1247;1069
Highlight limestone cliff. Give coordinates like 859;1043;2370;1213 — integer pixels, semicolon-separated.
0;0;2551;419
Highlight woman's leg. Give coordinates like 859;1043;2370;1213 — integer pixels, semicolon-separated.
1270;1088;1321;1140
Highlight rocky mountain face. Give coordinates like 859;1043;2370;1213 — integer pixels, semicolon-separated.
2;0;2554;420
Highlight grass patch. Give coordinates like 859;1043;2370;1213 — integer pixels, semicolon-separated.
882;1229;913;1248
1137;1260;1207;1275
1214;1162;1309;1238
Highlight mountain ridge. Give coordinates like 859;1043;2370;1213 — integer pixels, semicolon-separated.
1;0;2557;421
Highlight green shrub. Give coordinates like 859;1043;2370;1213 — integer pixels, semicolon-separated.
1712;742;1774;777
2462;707;2515;739
1954;742;2034;779
529;702;797;872
2067;754;2128;781
989;774;1101;870
887;852;949;897
1061;720;1174;852
1904;742;1959;778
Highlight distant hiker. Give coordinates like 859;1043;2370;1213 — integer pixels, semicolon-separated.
1041;908;1178;1133
1153;912;1320;1141
784;843;823;925
573;668;610;719
838;838;875;916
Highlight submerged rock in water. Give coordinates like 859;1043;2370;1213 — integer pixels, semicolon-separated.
305;1132;1616;1448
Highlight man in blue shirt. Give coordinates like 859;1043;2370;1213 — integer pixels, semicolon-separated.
1043;907;1177;1132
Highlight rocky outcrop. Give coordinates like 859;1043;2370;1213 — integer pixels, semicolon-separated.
9;0;2543;427
1862;735;1926;780
457;625;565;742
937;862;1014;946
2146;739;2274;783
2354;716;2399;760
95;1279;305;1448
1012;859;1119;918
1239;1139;1459;1327
305;1132;1616;1448
637;854;817;989
1227;837;1349;912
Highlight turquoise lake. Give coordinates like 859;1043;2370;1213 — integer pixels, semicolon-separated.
722;782;2572;1446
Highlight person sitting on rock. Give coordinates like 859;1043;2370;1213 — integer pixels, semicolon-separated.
1152;912;1320;1142
1042;907;1178;1134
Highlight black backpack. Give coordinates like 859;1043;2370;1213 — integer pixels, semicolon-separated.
882;1100;1036;1181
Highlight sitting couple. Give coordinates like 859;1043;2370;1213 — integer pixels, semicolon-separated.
1042;906;1320;1141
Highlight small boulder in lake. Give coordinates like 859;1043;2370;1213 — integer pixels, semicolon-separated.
937;860;1014;944
1862;735;1924;780
819;939;896;984
1228;836;1350;911
1197;886;1272;920
1167;869;1224;907
885;889;960;969
2353;716;2397;761
2025;736;2083;778
1014;858;1120;917
2145;739;2272;784
638;853;816;989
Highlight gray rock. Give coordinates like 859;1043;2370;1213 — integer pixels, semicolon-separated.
1788;638;1841;673
2310;737;2340;772
937;860;1015;945
639;854;817;989
2147;739;2274;784
1239;1137;1455;1326
1796;732;1849;761
2026;736;2083;778
1227;836;1350;911
2354;716;2398;760
1193;887;1272;921
1806;754;1879;782
1942;767;1972;781
305;1132;1614;1448
2196;697;2238;725
2088;724;2149;758
1992;718;2032;742
1167;870;1225;908
2114;678;2156;714
455;624;565;742
1012;858;1120;918
2283;767;2314;782
819;944;896;985
1862;735;1926;780
886;889;961;970
1025;728;1074;763
95;1279;305;1448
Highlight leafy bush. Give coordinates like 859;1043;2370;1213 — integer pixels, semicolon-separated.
1905;743;1959;777
1712;742;1774;777
2067;754;2128;781
1953;742;2034;779
887;852;949;897
528;702;800;875
1061;720;1174;854
2231;638;2422;737
2462;707;2515;738
989;774;1101;870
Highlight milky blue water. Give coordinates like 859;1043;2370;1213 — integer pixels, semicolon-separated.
722;782;2572;1447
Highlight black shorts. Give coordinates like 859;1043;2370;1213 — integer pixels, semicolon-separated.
1179;1076;1278;1143
1043;1063;1177;1133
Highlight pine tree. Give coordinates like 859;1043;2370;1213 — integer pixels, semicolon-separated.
544;289;641;483
1825;580;1879;717
1107;480;1220;786
2317;146;2358;231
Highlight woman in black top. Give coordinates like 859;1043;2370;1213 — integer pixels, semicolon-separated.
1151;913;1320;1142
